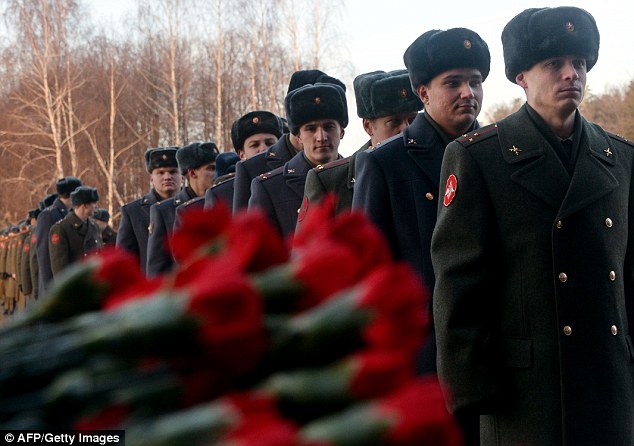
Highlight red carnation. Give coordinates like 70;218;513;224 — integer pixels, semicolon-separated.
299;377;463;446
265;262;428;369
253;241;360;313
224;209;289;273
292;193;338;249
169;201;232;264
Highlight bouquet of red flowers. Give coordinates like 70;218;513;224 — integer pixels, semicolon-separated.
0;198;462;445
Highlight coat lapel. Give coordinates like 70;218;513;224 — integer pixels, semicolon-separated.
284;152;313;199
498;108;619;216
557;119;618;219
405;114;451;188
498;108;570;211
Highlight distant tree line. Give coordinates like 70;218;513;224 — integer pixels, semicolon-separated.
0;0;347;227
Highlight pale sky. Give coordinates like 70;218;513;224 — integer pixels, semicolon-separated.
90;0;634;156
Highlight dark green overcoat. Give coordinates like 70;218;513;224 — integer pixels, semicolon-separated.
432;105;634;445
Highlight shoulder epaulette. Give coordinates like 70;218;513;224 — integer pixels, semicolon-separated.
257;166;284;181
607;132;634;148
181;196;204;207
371;134;400;152
456;123;499;146
314;156;351;172
213;173;236;186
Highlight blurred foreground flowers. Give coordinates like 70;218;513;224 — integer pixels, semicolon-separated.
0;197;462;445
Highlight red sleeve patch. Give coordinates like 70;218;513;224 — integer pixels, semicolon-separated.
443;174;457;207
51;233;60;245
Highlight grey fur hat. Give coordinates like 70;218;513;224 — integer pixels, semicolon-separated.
287;69;346;94
403;28;490;91
285;82;348;135
93;208;110;222
71;186;99;206
176;142;219;175
144;146;179;173
55;176;83;196
354;69;423;119
230;111;283;151
502;6;599;83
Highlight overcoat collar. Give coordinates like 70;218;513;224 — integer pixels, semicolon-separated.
498;104;618;219
283;152;317;199
403;112;478;188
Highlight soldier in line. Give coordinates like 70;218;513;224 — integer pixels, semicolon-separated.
146;142;218;276
205;111;283;210
29;194;57;301
19;208;40;309
298;69;422;225
175;150;242;224
93;208;116;247
232;70;345;213
116;147;181;275
249;80;348;238
432;7;634;445
351;28;490;444
35;176;83;294
0;229;8;319
48;186;102;279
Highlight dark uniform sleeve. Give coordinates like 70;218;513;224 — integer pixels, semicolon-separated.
20;234;33;296
233;159;251;213
48;223;70;278
35;210;56;290
116;205;139;258
248;176;283;237
431;140;501;415
146;204;172;277
351;150;398;251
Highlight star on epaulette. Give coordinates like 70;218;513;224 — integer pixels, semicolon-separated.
175;199;182;205
315;165;324;170
407;138;417;145
287;168;296;173
509;145;522;156
259;172;269;180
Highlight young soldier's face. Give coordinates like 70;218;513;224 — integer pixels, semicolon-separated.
419;67;483;138
150;167;182;198
240;133;279;160
516;55;587;117
363;111;418;146
297;119;344;166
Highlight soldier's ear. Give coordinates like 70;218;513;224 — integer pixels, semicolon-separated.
362;118;373;137
339;128;345;139
416;84;430;106
515;72;528;89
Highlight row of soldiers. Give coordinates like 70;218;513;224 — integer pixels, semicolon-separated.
0;182;116;320
115;6;634;445
4;6;633;444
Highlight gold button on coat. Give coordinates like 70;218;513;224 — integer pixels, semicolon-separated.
563;326;572;336
605;218;613;228
609;271;616;281
559;272;568;282
611;325;618;335
425;192;434;200
556;220;563;229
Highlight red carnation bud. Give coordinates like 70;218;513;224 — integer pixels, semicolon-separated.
292;193;338;249
224;210;289;273
265;262;428;369
253;241;360;313
299;377;462;446
169;201;232;264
